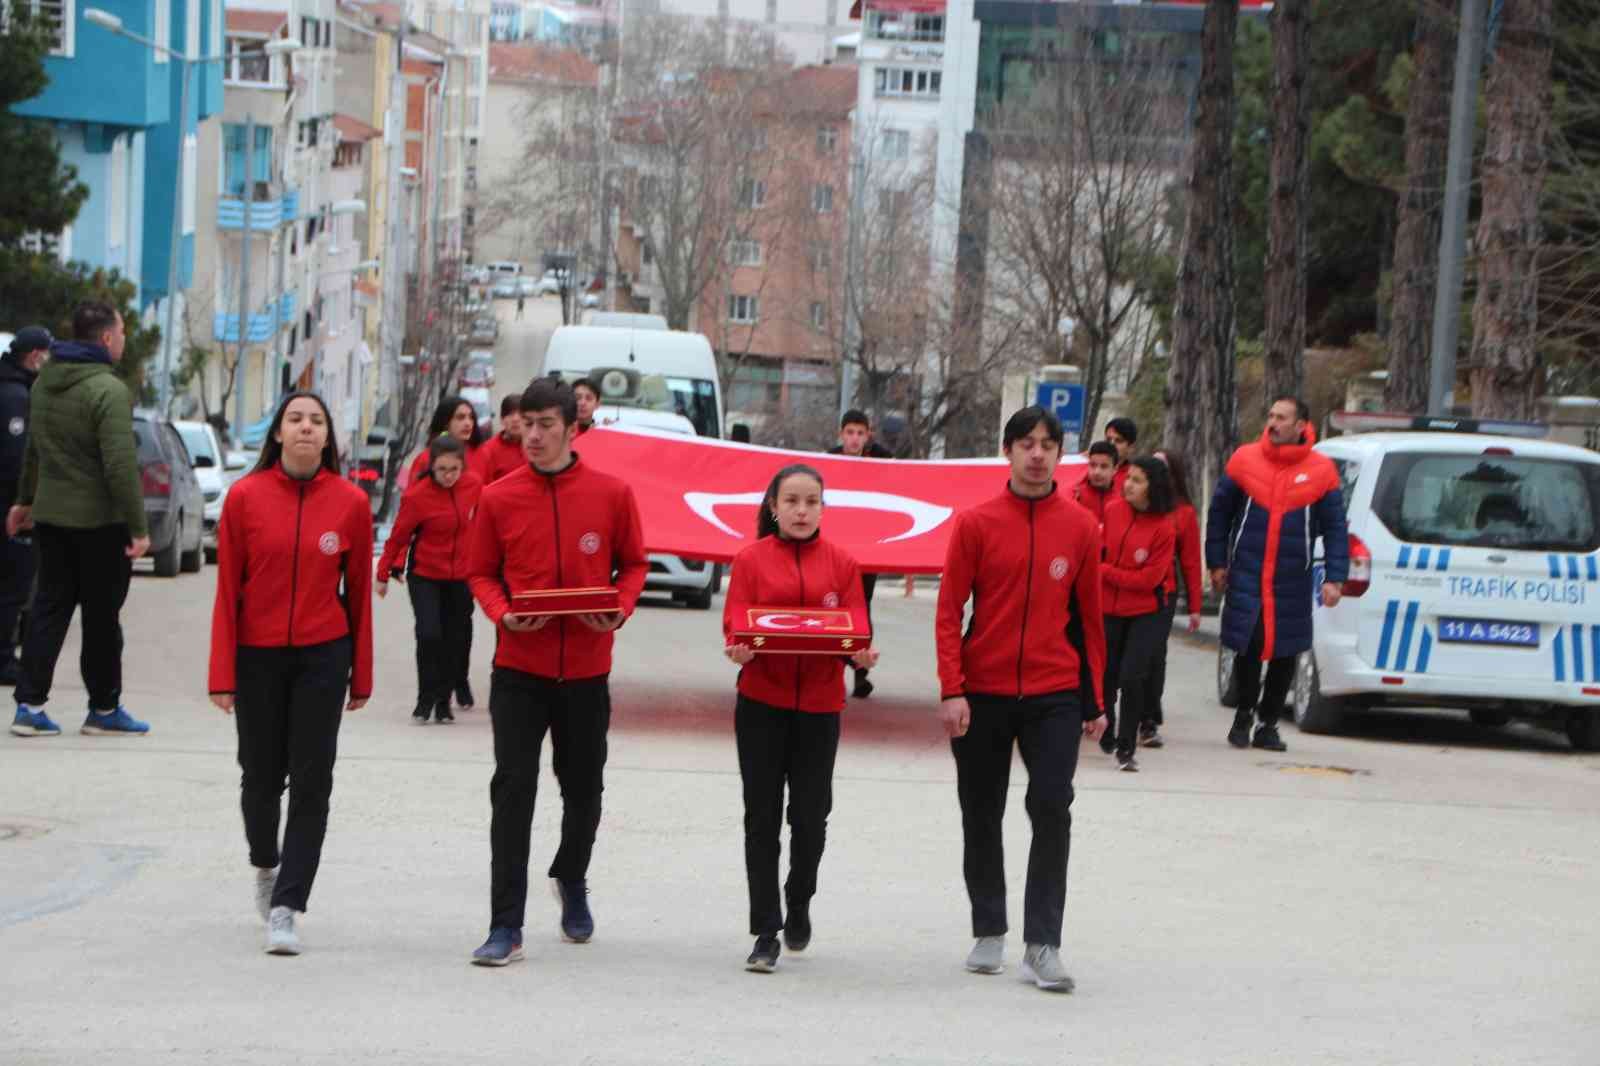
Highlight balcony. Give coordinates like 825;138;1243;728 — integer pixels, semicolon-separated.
217;188;302;230
212;293;298;342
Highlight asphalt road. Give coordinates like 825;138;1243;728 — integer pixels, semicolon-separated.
1;556;1596;1065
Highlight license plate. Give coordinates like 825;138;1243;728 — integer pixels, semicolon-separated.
1437;618;1540;647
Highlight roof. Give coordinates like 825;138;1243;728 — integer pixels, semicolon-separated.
225;9;289;36
487;43;599;88
767;64;857;118
1320;433;1600;462
335;113;382;142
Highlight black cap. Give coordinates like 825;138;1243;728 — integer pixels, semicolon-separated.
8;326;52;357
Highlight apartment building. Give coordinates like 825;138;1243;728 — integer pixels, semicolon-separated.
405;0;488;260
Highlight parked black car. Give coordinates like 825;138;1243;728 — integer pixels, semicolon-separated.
132;411;205;577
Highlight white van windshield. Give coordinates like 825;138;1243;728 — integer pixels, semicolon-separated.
556;370;720;438
1372;453;1600;552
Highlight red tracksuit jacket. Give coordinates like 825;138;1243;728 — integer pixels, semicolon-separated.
407;441;485;486
376;471;484;582
467;455;649;681
722;533;866;714
935;483;1106;713
1102;497;1177;617
208;466;375;697
476;433;525;484
1162;500;1204;613
1072;479;1115;527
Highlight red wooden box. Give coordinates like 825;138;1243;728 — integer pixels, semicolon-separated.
731;607;871;654
509;586;621;618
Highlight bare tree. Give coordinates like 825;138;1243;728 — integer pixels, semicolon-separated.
1264;0;1309;405
1385;0;1455;413
1165;0;1240;498
982;19;1188;451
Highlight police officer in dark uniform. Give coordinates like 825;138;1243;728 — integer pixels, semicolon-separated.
0;327;49;685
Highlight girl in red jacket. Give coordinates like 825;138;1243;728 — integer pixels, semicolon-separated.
1099;457;1176;771
722;463;877;974
406;394;485;486
1140;449;1204;749
208;392;374;956
377;435;484;725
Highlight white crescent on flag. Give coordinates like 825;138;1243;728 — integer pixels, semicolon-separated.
683;489;954;543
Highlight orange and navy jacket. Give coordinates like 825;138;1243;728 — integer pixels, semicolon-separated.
723;533;866;714
208;466;375;698
466;454;649;681
1205;425;1350;661
1072;478;1116;527
376;471;483;583
476;433;525;484
1162;500;1205;613
1102;497;1177;617
935;482;1106;715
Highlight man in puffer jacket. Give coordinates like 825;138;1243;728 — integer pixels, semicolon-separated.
1206;396;1349;753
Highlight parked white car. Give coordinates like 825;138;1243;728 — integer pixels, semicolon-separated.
173;420;249;560
1219;412;1600;750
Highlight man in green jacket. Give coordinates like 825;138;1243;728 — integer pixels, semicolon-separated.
7;302;151;738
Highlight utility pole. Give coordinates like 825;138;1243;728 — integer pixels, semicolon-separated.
1427;0;1488;415
234;115;256;436
840;147;865;421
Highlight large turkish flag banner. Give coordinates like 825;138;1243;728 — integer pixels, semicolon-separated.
577;427;1088;574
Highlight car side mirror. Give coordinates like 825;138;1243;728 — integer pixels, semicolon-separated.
225;452;248;472
193;455;216;468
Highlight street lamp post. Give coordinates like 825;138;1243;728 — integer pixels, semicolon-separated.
84;9;299;419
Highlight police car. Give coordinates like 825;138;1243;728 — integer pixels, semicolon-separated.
1218;412;1600;750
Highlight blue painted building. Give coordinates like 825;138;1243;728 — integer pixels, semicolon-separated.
11;0;225;306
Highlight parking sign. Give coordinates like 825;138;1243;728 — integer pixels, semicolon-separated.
1035;382;1085;436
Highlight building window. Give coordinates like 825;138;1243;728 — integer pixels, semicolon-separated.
882;129;910;160
875;66;941;99
729;359;782;411
227;35;276;84
809;302;826;330
223;123;272;196
154;0;169;62
730;239;762;267
812;183;834;214
728;294;759;323
816;125;837;155
182;134;197;235
868;10;943;42
464;206;475;229
185;0;199;59
808;242;831;272
737;178;767;210
2;0;75;56
107;136;127;250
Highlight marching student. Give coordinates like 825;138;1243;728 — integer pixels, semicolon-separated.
1105;417;1138;492
1072;442;1119;528
476;395;527;484
376;435;484;725
407;395;485;485
826;408;891;698
1098;457;1177;771
465;378;648;967
722;463;878;974
1140;449;1203;749
935;406;1107;994
573;377;600;435
208;392;374;956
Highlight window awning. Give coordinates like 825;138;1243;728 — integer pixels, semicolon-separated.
849;0;947;20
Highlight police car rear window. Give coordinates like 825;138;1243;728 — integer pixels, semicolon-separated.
1371;453;1600;552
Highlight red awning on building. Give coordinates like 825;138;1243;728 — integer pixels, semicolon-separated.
848;0;947;20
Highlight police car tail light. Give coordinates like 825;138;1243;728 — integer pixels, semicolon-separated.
1343;535;1371;598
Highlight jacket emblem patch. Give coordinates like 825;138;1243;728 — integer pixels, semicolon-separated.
318;532;341;556
1049;556;1069;581
579;531;601;555
822;591;839;607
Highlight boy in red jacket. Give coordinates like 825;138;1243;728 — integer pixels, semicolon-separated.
935;406;1107;994
465;378;648;967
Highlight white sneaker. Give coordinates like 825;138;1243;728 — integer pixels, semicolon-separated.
254;868;277;923
266;906;301;955
1021;943;1075;992
966;935;1005;975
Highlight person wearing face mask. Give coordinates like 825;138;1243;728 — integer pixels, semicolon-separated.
407;395;486;485
1139;449;1203;750
1072;442;1120;528
936;406;1107;994
377;435;484;725
1097;457;1177;772
465;377;648;967
722;464;878;974
476;395;526;484
208;392;374;956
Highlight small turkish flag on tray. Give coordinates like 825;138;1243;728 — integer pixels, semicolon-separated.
509;586;621;618
732;607;871;654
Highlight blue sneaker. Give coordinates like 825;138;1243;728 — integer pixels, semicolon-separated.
11;705;61;737
471;927;524;967
80;706;150;736
552;878;594;943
